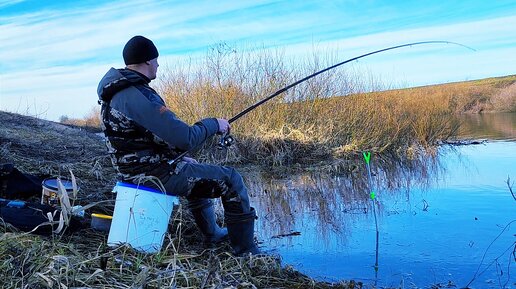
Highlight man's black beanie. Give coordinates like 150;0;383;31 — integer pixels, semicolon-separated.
123;35;159;65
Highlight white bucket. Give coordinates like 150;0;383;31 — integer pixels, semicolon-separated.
107;182;179;253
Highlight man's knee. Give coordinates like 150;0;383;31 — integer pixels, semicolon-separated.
227;167;245;188
188;178;229;199
221;169;250;214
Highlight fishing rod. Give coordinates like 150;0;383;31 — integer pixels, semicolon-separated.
169;40;474;165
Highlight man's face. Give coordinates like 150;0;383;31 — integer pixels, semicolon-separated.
147;57;159;80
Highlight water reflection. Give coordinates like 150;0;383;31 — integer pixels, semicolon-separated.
243;134;515;287
457;112;516;140
246;152;444;245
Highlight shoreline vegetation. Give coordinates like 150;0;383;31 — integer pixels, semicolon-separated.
61;47;515;167
2;47;515;288
155;48;515;166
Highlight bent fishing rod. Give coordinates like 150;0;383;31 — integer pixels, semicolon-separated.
169;40;474;166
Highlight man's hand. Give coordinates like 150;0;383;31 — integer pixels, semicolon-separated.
216;118;230;135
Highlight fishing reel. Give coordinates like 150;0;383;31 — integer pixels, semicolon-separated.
217;133;235;149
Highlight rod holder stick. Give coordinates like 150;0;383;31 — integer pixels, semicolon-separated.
363;151;379;280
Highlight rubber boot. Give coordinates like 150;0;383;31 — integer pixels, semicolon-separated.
226;207;261;256
189;199;228;245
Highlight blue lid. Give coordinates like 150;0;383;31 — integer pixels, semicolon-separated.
115;182;177;196
42;178;76;191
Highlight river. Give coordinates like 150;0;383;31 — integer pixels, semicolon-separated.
247;112;516;288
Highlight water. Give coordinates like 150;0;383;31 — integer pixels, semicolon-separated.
247;113;516;288
458;112;516;141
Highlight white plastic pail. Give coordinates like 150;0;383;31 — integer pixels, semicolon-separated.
107;182;179;253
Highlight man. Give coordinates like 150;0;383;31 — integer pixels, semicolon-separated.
97;35;259;255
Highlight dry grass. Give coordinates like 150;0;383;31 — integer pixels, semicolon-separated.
0;204;360;289
388;75;516;114
157;46;490;165
490;81;516;112
0;232;361;289
0;111;115;200
60;106;102;130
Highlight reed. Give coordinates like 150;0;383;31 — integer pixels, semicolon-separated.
157;45;480;165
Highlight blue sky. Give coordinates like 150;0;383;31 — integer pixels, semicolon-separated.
1;0;515;121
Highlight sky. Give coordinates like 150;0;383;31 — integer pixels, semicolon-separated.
0;0;515;121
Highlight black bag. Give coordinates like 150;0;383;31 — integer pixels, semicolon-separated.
0;198;82;235
0;163;43;200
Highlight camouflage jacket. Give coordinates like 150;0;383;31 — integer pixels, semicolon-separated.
97;68;219;181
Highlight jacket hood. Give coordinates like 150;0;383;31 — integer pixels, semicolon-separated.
97;68;149;102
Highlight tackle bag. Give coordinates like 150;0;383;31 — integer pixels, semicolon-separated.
0;198;82;235
0;163;44;200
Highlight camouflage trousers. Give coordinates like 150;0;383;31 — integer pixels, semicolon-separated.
163;161;251;215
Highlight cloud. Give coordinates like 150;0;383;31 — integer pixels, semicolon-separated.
0;0;24;9
1;0;515;120
267;14;516;86
0;0;303;71
0;63;115;120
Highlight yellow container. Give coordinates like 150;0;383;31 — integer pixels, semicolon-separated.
91;213;113;232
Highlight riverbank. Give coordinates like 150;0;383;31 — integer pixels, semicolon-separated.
0;111;361;288
2;108;513;288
